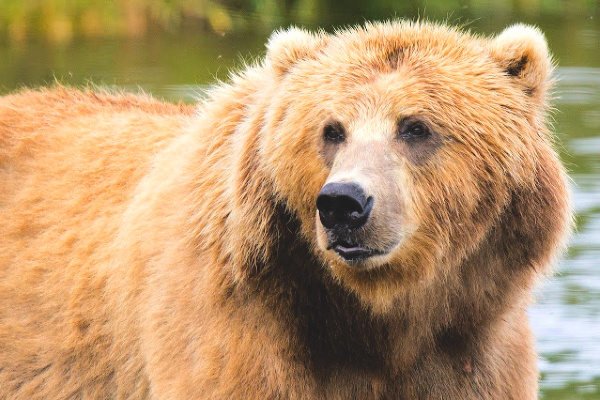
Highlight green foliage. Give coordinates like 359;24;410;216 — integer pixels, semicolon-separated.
0;0;597;42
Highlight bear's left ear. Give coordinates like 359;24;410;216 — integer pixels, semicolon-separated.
266;27;328;75
489;24;553;104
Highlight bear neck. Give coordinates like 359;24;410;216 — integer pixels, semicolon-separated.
241;203;395;378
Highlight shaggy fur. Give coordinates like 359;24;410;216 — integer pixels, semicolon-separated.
0;21;571;399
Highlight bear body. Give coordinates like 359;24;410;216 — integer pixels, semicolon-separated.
0;22;571;399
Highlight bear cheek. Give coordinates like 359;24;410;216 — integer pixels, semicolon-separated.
263;133;329;223
363;177;407;246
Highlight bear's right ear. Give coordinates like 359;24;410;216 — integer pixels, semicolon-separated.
266;27;328;75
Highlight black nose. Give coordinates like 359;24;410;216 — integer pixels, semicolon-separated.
316;182;373;230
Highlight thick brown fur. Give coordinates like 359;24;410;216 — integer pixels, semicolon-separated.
0;21;571;399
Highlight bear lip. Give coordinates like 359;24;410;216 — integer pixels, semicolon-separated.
332;243;384;263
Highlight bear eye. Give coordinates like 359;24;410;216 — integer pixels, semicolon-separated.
397;119;431;142
323;121;346;143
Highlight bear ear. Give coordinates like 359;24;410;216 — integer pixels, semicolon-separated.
266;27;328;75
489;24;553;103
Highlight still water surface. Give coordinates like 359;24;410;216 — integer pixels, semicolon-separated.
0;10;598;400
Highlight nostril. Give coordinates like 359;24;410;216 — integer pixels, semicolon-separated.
338;195;364;215
316;182;373;230
316;194;334;214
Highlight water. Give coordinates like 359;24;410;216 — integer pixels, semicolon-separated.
0;6;598;399
530;64;600;399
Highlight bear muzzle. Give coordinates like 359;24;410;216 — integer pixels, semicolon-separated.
317;182;380;262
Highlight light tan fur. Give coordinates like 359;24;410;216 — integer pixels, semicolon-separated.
0;21;571;399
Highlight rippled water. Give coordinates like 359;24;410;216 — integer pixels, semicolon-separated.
0;12;598;399
530;65;600;399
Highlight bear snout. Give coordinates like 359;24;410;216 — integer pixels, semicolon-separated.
316;181;400;264
316;182;373;231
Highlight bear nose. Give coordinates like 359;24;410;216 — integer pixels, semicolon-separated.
316;182;373;230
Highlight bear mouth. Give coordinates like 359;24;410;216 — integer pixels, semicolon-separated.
328;241;385;263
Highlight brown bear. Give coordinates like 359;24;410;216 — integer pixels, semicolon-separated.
0;21;571;399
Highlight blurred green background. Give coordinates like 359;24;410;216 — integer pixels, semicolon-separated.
0;0;598;41
0;1;599;399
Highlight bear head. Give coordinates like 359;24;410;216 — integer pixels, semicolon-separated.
230;21;570;312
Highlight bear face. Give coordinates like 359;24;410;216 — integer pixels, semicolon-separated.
256;22;565;309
